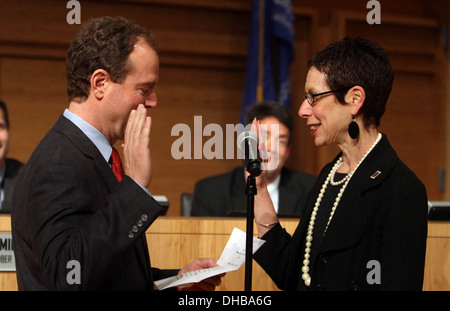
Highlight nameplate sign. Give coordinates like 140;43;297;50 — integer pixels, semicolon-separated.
0;233;15;271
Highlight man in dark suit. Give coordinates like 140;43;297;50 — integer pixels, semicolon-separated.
11;17;221;291
191;102;316;218
0;99;24;213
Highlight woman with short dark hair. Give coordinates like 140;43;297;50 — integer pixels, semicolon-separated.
252;37;428;291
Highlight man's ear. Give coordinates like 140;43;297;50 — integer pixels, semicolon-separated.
90;69;109;100
345;85;366;116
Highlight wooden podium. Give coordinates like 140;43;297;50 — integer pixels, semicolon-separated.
146;217;298;291
1;215;449;291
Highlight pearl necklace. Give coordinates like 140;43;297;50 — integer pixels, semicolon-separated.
329;160;350;186
301;133;382;287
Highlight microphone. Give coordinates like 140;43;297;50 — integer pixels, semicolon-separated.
237;131;261;177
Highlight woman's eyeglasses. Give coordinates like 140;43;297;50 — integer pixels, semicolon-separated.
304;87;351;106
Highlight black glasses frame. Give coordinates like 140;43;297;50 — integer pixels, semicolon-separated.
304;87;351;106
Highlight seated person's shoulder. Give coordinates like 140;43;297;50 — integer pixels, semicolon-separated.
195;166;242;189
6;158;24;168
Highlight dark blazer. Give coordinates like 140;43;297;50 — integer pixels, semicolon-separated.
0;158;24;213
191;166;316;218
254;134;428;291
11;115;177;290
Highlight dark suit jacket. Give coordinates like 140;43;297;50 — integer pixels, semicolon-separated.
0;158;24;213
11;115;177;290
254;134;428;291
191;166;316;218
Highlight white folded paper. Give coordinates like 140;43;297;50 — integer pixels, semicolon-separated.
154;227;265;290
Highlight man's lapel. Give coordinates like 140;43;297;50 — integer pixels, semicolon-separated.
52;115;118;192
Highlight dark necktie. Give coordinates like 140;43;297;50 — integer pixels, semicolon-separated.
110;147;124;182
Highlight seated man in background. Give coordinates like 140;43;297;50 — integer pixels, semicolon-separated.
0;99;24;214
191;102;316;218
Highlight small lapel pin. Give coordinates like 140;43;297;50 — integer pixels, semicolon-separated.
370;171;381;179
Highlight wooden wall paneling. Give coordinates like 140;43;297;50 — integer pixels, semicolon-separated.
447;42;450;200
0;0;252;59
0;0;77;59
333;11;445;200
0;57;67;164
142;5;252;215
149;65;245;215
285;10;320;176
445;3;450;200
112;0;252;11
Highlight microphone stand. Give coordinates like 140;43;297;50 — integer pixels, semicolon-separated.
238;130;261;291
244;163;260;291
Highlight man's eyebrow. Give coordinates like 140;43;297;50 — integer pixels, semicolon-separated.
137;82;156;88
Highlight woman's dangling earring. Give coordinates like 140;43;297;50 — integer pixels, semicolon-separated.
348;115;359;139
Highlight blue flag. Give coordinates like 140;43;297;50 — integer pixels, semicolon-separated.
240;0;295;124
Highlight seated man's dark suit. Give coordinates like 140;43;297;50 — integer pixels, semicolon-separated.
191;166;316;218
11;115;177;290
0;158;24;213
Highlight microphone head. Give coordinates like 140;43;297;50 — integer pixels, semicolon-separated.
237;131;261;176
237;131;258;151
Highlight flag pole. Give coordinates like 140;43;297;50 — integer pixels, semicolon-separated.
256;0;265;103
